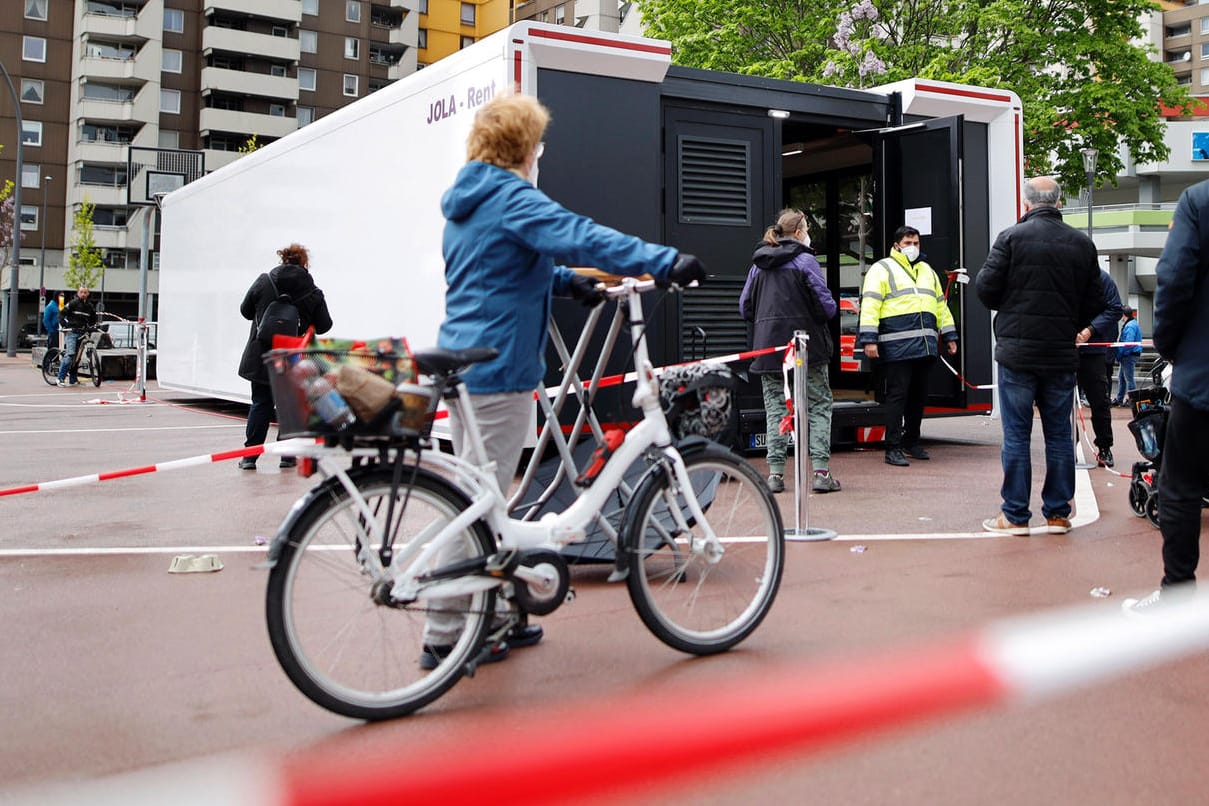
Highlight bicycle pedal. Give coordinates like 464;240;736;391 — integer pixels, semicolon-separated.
575;428;626;487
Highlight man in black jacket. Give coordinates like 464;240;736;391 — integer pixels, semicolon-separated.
975;176;1105;536
56;287;98;387
1123;179;1209;613
1077;270;1123;467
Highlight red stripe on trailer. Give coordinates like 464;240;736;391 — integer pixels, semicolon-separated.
279;636;1004;806
916;81;1016;105
528;26;672;56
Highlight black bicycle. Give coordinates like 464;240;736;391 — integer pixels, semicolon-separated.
42;326;103;388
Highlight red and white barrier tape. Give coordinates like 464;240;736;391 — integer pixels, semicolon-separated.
540;345;782;396
13;592;1209;806
0;444;274;498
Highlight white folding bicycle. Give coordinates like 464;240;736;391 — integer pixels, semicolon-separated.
262;277;784;720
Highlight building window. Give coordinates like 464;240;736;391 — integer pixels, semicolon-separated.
302;0;318;14
345;37;360;59
160;88;181;114
163;48;183;73
1203;43;1209;60
159;130;180;149
300;30;318;53
21;206;38;232
271;64;287;77
555;4;565;23
418;28;428;48
346;1;361;22
23;36;47;63
270;103;286;117
22;120;43;147
1202;68;1209;87
460;35;474;49
21;78;45;104
297;106;315;126
22;164;40;189
460;2;475;25
1202;17;1209;35
84;82;136;102
299;67;317;91
25;0;48;20
272;25;288;37
164;8;184;33
343;74;359;96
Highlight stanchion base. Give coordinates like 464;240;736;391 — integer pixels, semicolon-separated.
784;527;837;542
1075;462;1097;470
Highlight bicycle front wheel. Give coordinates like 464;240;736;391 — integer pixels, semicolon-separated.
41;349;61;386
621;442;784;655
266;466;497;720
85;345;103;386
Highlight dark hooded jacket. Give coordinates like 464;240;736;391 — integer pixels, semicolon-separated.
738;238;836;372
975;205;1104;373
1154;179;1209;411
237;263;333;383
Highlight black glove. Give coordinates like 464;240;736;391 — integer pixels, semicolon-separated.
567;273;605;308
658;254;706;289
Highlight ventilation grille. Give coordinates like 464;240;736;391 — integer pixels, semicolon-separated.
677;136;750;226
681;276;749;361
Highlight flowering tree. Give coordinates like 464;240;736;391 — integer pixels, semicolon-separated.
638;0;1191;190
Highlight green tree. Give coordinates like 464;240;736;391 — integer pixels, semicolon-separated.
639;0;1191;190
66;199;104;290
238;133;262;155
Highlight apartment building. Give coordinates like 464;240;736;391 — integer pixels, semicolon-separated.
0;0;427;339
509;0;638;31
418;0;508;65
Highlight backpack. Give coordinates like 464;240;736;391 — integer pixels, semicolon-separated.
256;275;301;348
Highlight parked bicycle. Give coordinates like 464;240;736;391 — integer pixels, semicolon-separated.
261;278;785;720
42;326;103;387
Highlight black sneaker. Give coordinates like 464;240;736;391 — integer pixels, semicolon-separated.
237;457;257;470
812;471;841;493
279;457;297;469
766;474;785;493
905;445;931;460
419;640;509;671
1096;448;1114;468
885;449;910;467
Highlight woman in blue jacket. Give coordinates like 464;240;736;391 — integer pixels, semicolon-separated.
429;94;704;667
1112;306;1143;405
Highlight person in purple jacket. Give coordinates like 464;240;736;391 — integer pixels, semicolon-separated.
740;208;840;494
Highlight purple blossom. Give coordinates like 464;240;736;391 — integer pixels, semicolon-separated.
823;62;838;78
858;49;886;77
852;0;878;21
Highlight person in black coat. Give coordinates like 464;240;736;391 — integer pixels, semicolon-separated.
1123;178;1209;613
1076;269;1123;467
237;243;333;470
974;176;1104;536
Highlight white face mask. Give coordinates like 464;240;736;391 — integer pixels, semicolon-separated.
900;244;920;262
797;229;811;247
528;157;540;186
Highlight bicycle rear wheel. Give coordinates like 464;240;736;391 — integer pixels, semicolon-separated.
621;442;784;655
266;466;497;720
41;349;61;386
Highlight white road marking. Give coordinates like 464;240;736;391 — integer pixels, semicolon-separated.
0;425;243;435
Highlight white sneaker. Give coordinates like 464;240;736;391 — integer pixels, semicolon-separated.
1121;589;1162;616
57;380;68;387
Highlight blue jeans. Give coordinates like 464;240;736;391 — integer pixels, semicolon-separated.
57;330;80;382
997;365;1076;523
1114;354;1139;403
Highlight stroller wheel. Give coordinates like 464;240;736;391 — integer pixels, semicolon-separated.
1129;480;1149;518
1145;492;1161;529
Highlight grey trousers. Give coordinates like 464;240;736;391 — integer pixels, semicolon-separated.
425;391;532;645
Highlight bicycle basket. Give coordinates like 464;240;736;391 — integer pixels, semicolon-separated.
263;338;434;439
1128;408;1167;461
659;363;734;440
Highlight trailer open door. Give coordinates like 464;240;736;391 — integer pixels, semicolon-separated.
872;115;965;409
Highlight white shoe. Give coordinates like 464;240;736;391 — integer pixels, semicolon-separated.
57;380;68;387
1121;589;1162;616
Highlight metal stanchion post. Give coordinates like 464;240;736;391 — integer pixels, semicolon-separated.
136;317;148;402
785;330;836;542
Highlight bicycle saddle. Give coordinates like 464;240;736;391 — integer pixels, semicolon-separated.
413;346;499;377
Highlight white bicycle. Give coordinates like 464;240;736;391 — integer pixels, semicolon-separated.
262;278;784;720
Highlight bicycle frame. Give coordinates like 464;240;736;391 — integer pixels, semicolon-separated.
273;278;723;602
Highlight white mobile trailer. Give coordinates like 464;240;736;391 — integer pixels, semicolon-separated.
157;23;1022;441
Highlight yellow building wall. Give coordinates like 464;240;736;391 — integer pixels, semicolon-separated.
418;0;510;65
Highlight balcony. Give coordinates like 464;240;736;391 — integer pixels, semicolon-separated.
1062;204;1175;258
77;89;157;124
70;182;131;208
80;5;160;40
79;52;159;83
388;49;418;81
387;0;419;9
203;149;242;172
203;0;300;23
199;107;297;139
201;67;298;101
202;27;300;63
74;139;132;164
92;226;135;251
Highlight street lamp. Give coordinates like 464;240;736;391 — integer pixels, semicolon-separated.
37;174;52;336
1080;147;1099;241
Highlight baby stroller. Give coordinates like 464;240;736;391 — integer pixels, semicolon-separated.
1127;360;1171;528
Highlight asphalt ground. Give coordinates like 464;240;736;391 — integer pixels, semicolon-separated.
1;351;1205;804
